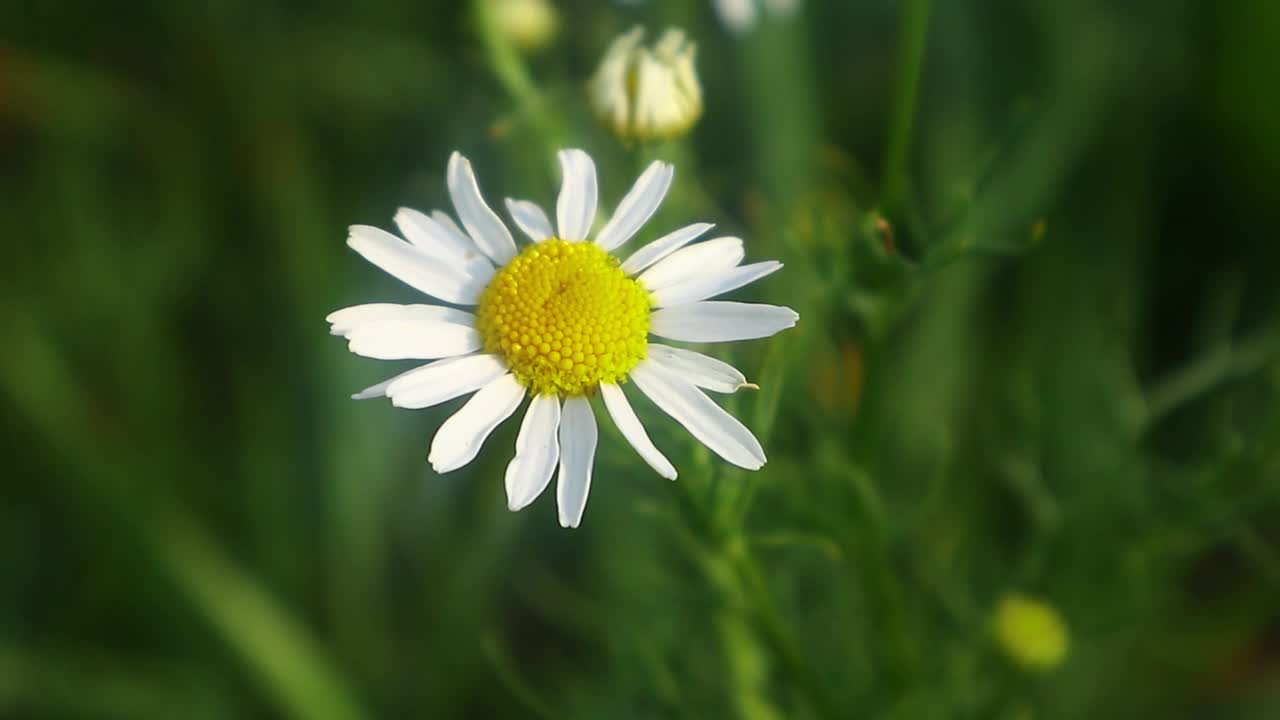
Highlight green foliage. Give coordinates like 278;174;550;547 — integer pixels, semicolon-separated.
2;1;1278;718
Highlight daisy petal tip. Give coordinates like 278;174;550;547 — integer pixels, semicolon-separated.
426;449;449;474
391;207;417;226
351;385;384;401
429;457;460;475
346;223;377;239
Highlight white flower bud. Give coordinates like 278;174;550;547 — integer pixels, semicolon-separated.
588;27;703;142
712;0;800;34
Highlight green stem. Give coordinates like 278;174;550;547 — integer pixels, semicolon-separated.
481;633;561;720
1142;325;1280;432
880;0;933;223
843;467;917;696
731;549;838;719
0;313;370;720
472;0;559;151
672;480;834;719
156;511;371;720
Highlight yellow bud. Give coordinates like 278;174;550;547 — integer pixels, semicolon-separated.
993;593;1069;672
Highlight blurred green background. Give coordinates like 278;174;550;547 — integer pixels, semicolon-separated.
3;0;1279;717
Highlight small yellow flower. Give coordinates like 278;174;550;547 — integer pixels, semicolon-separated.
588;27;703;142
489;0;558;52
993;593;1069;672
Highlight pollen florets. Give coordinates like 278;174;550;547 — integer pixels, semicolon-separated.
476;239;651;396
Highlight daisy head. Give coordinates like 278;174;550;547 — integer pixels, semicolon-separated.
329;149;797;527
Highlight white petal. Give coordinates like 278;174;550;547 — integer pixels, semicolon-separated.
504;395;561;511
650;261;783;308
630;360;765;470
447;152;518;264
556;395;598;528
327;303;475;337
594;161;674;251
620;222;714;275
394;207;495;280
347;225;488;305
329;303;399;336
599;383;677;479
351;365;422;400
344;309;481;360
646;344;748;393
385;354;509;409
637;237;744;291
556;149;598;242
504;198;555;243
650;301;798;343
431;211;469;242
428;373;525;473
588;28;641;136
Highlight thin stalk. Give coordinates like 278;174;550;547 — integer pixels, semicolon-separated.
0;314;370;720
481;633;562;720
1142;325;1280;432
879;0;932;223
472;0;559;151
673;480;835;719
731;548;839;719
841;466;918;696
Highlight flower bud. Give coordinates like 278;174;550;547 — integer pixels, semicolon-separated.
588;27;703;142
712;0;800;34
993;593;1069;672
490;0;557;52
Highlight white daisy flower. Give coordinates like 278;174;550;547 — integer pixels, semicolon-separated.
712;0;799;34
330;149;797;527
615;0;798;35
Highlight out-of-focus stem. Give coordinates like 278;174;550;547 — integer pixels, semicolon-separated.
0;313;370;720
472;0;559;151
674;479;834;719
844;468;917;695
1142;324;1280;432
880;0;932;223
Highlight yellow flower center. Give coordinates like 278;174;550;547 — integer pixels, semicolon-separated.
476;239;651;396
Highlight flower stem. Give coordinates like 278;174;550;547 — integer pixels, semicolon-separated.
880;0;933;224
673;477;835;719
1142;323;1280;432
471;0;559;151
